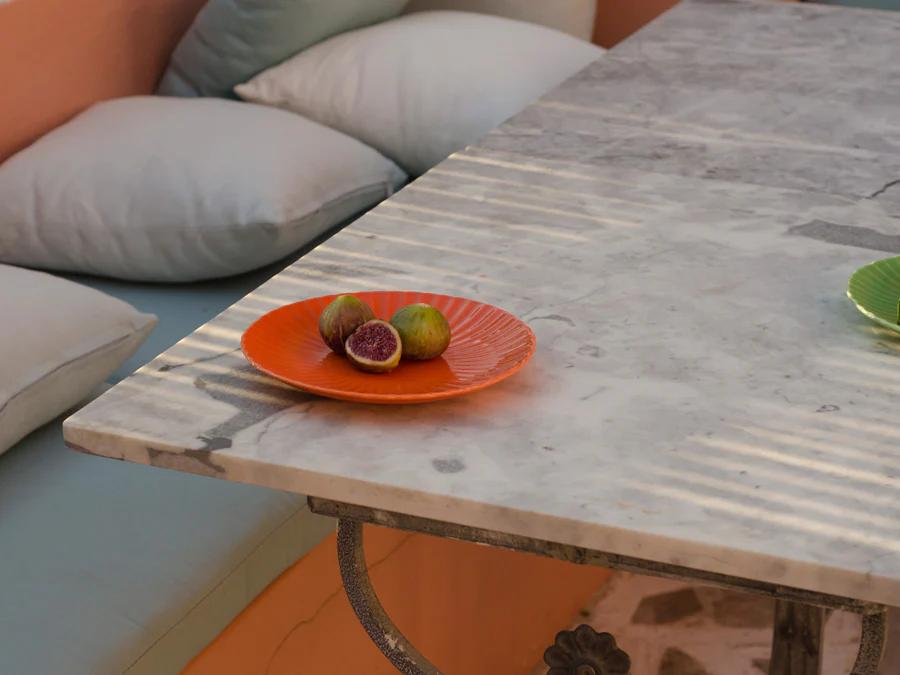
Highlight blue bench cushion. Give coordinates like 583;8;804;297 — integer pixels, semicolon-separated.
63;263;283;382
0;418;333;675
0;263;337;674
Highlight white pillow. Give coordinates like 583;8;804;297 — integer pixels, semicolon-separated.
236;11;603;176
0;265;156;457
0;97;406;282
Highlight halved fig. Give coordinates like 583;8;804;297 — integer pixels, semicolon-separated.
345;320;402;373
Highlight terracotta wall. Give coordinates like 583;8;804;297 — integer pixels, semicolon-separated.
594;0;681;47
0;0;688;164
0;0;205;163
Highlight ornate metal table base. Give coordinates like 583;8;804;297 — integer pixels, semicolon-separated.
311;498;888;675
544;624;630;675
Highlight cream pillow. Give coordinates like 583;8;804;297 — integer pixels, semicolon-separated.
0;265;156;456
236;11;604;176
0;97;407;282
403;0;597;41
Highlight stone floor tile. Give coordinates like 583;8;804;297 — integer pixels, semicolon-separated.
658;647;711;675
632;588;704;625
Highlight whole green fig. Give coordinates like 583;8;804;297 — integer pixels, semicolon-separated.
318;294;375;354
390;303;451;360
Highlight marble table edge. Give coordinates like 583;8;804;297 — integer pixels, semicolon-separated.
62;419;898;608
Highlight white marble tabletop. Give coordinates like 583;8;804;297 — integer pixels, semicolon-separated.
66;0;900;606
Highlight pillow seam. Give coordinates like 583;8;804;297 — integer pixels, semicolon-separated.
0;326;150;421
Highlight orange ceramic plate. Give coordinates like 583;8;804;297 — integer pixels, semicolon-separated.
241;291;536;404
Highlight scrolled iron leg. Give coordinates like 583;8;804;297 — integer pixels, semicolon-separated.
851;608;888;675
333;508;886;675
767;600;887;675
336;519;442;675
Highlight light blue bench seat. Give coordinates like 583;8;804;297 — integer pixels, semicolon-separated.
0;260;334;675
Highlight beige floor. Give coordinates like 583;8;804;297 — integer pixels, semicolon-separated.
535;573;900;674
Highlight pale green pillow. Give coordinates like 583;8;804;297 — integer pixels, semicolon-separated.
158;0;409;98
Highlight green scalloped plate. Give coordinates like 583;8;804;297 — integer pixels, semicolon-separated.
847;256;900;333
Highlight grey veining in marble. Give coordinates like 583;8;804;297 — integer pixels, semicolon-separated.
66;0;900;606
